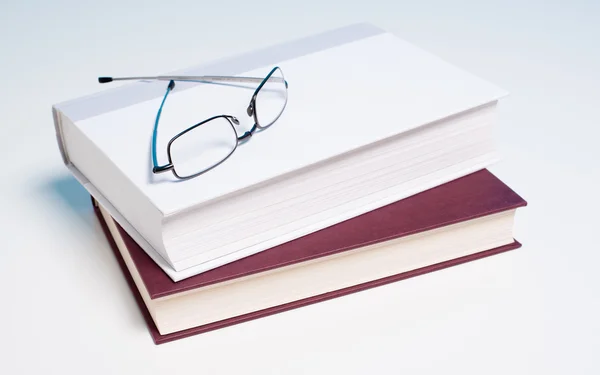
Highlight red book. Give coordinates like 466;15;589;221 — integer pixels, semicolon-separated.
94;169;526;344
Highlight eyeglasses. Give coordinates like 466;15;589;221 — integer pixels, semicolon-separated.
98;67;288;180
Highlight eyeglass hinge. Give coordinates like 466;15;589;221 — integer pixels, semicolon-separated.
153;164;174;173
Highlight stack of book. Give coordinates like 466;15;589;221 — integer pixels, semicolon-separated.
52;23;527;344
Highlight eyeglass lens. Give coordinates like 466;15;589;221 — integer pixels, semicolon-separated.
254;67;288;128
169;116;238;179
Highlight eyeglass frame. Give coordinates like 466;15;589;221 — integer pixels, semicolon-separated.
98;66;289;180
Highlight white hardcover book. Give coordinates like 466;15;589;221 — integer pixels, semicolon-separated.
52;23;507;281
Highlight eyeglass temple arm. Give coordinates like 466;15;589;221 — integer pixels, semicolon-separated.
98;75;285;84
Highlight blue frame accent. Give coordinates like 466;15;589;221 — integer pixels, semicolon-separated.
152;80;175;172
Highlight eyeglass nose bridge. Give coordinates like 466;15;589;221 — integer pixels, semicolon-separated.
239;131;252;140
237;123;258;142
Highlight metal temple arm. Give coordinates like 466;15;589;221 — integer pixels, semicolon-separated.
98;75;285;84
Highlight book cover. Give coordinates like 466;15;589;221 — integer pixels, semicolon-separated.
56;23;509;280
94;169;526;344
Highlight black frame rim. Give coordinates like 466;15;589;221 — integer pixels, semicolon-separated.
166;115;239;180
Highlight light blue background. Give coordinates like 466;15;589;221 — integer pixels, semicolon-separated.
1;1;598;374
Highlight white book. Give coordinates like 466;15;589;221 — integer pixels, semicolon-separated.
52;23;507;281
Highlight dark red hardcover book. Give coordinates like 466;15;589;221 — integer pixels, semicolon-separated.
93;169;526;344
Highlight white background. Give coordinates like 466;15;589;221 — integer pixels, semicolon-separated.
1;1;599;374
